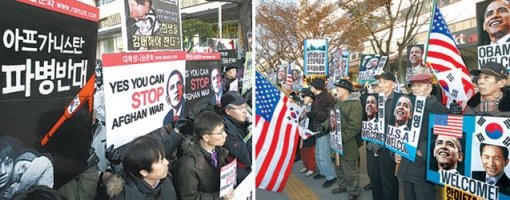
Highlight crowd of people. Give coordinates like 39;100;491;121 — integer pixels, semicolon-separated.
287;59;510;200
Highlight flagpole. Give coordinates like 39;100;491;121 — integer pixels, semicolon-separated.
423;0;438;64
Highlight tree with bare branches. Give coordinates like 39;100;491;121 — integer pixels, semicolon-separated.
339;0;429;81
256;0;368;74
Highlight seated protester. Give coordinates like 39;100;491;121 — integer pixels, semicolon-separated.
173;111;234;200
107;135;177;200
220;91;252;184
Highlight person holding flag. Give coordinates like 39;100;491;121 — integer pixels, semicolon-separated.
424;2;475;111
465;61;510;117
394;74;448;200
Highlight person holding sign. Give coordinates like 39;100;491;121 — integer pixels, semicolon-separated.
330;80;363;200
173;111;233;200
366;71;399;200
395;74;447;200
221;92;252;185
472;143;510;196
466;61;510;117
483;0;510;44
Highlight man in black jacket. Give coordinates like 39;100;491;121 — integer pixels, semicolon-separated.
221;91;252;185
472;143;510;196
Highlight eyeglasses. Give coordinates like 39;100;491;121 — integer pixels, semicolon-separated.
208;128;226;135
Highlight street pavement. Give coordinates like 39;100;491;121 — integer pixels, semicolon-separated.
256;146;405;200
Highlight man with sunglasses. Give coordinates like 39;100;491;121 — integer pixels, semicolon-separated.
221;91;252;184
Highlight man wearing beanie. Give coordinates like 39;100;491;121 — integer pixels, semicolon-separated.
223;64;238;92
307;78;337;188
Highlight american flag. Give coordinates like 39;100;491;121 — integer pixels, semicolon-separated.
286;62;293;85
433;114;463;138
255;71;301;192
425;4;474;109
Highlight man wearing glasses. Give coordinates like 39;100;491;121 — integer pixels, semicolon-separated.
221;91;252;184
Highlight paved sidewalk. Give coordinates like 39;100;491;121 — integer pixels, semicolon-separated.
256;147;404;200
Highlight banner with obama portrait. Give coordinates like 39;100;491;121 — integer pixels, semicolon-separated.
357;55;387;85
385;93;426;162
185;53;220;109
122;0;182;51
426;114;510;200
360;93;385;145
0;0;98;194
102;51;186;148
477;0;510;73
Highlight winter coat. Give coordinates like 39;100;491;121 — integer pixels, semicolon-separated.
334;94;363;161
465;87;510;117
222;113;252;184
57;170;99;200
173;137;229;200
306;91;335;133
397;96;447;184
106;173;177;200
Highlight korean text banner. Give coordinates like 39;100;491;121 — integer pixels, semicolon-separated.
123;0;182;51
386;93;426;162
0;0;98;190
361;93;385;145
304;39;328;76
185;53;219;113
358;54;387;84
102;51;186;148
426;114;510;200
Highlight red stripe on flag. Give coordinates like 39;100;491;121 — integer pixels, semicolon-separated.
276;128;300;192
266;123;292;191
427;51;466;73
255;97;289;187
429;38;460;55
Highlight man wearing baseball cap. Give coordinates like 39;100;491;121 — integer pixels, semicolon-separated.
221;91;252;184
466;61;510;117
395;73;448;200
307;78;337;188
367;71;399;200
330;79;363;200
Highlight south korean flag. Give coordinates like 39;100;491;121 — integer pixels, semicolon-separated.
474;116;510;147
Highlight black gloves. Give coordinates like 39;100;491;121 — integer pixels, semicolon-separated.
317;126;326;133
85;147;99;173
105;145;122;165
449;100;463;115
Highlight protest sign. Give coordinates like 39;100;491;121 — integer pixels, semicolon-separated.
427;114;510;200
185;53;219;112
386;94;426;161
0;0;98;191
360;93;385;145
304;39;328;76
220;159;237;198
123;0;182;51
102;51;186;148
